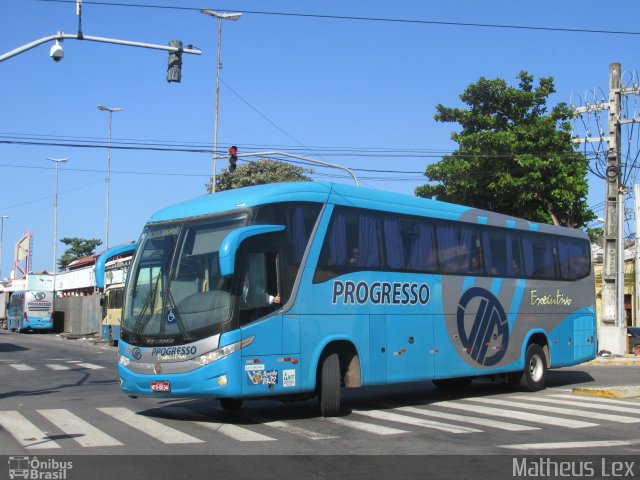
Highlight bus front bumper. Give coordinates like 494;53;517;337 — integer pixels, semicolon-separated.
118;354;242;398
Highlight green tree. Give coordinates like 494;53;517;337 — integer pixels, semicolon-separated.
207;159;313;193
415;71;594;228
58;237;102;270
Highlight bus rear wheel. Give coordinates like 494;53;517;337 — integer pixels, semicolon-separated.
319;352;341;417
510;343;547;392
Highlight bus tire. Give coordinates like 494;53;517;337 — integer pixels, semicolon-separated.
432;377;473;390
319;352;341;417
219;398;243;411
510;343;547;392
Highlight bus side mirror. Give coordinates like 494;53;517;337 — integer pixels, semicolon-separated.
218;224;285;277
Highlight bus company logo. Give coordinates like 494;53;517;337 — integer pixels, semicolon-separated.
456;287;509;367
33;292;47;301
131;347;142;360
332;280;430;306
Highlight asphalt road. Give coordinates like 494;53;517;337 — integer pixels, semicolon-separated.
1;329;639;479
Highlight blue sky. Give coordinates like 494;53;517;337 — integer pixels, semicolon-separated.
1;0;638;277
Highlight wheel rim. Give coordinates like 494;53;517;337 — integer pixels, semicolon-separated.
529;353;544;382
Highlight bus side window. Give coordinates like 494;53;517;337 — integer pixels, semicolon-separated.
239;251;280;320
558;237;590;280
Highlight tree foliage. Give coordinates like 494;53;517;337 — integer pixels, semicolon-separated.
58;237;102;270
415;71;594;228
207;159;313;193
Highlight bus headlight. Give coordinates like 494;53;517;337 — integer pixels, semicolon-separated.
194;336;254;366
119;355;131;367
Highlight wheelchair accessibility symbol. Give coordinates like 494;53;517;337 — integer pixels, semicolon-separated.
456;287;509;366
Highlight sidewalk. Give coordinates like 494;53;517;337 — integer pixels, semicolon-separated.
574;354;640;399
585;354;640;366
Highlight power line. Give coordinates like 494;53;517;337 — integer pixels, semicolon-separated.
34;0;640;36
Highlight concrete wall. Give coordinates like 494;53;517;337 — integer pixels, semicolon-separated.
54;296;101;335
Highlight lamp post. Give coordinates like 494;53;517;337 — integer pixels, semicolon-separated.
0;215;8;281
47;157;68;294
97;105;125;249
200;9;242;193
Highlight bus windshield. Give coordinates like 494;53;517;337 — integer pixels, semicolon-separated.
122;213;247;345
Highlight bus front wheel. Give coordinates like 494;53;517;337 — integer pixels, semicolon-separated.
510;343;547;392
319;352;341;417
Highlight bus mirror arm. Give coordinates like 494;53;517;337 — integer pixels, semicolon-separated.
218;224;286;277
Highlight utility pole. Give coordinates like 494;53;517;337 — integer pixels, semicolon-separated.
573;63;626;353
635;184;640;329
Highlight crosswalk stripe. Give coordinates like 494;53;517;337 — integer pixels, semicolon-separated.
353;409;481;434
550;393;640;409
501;439;640;450
37;409;123;447
433;400;597;428
468;397;639;424
45;364;71;371
97;407;204;444
9;363;34;371
513;395;640;416
73;363;105;370
0;411;60;449
324;417;408;435
394;406;539;432
261;420;338;440
193;421;276;441
160;406;275;442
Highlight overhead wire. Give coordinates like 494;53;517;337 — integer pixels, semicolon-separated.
33;0;640;37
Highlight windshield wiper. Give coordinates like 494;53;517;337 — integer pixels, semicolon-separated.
131;273;162;341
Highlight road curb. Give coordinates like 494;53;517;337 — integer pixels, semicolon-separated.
572;385;640;399
584;355;640;366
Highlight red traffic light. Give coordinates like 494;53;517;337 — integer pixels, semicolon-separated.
228;145;238;155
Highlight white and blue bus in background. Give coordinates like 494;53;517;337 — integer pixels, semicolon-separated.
117;182;595;416
8;290;54;332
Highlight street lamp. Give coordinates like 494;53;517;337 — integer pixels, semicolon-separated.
0;215;8;281
97;105;125;249
47;157;68;294
200;9;242;193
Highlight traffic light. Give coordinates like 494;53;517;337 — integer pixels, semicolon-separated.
228;146;238;172
167;40;183;83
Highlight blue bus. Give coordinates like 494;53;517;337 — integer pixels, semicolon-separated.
8;290;54;332
95;243;136;345
118;182;595;416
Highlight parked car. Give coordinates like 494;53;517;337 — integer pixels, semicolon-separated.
628;327;640;355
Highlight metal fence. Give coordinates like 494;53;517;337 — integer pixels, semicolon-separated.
54;296;101;335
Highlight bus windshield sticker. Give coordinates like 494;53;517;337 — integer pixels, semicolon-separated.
166;309;176;324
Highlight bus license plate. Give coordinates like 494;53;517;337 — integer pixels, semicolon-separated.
150;381;170;392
